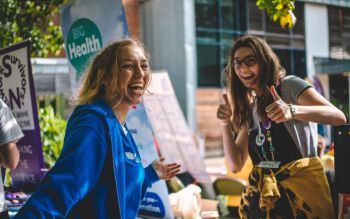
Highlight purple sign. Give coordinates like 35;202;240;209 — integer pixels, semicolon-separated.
313;76;325;96
0;40;45;191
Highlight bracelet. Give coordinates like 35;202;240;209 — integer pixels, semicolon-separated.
289;104;296;120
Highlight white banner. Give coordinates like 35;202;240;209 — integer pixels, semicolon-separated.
127;104;174;219
60;0;128;89
144;72;210;183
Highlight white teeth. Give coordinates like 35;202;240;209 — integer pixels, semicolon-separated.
242;74;252;79
129;83;144;89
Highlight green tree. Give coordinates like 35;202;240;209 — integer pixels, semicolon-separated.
0;0;65;57
256;0;296;28
0;0;297;58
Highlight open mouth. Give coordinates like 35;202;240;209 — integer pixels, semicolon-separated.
241;74;255;81
128;82;144;95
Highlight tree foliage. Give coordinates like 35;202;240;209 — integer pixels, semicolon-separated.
0;0;297;58
256;0;296;28
0;0;65;57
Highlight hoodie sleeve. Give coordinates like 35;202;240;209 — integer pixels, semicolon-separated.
15;112;108;219
141;164;159;197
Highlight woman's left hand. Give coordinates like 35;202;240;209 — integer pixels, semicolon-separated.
152;157;181;180
265;86;293;123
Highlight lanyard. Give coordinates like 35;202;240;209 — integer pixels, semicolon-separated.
256;120;275;161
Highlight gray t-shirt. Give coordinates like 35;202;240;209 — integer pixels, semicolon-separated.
280;75;317;157
249;75;317;158
0;99;24;211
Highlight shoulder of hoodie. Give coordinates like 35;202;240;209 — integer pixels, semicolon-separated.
66;102;114;135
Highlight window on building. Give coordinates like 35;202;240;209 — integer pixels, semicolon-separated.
247;0;263;31
195;0;306;87
197;44;220;87
327;6;350;122
196;0;218;30
195;0;246;87
247;0;306;78
273;49;306;78
294;50;307;78
328;6;350;59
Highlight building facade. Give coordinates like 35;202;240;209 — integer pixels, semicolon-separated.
135;0;350;153
34;0;350;154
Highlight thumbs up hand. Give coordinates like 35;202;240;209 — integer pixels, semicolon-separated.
270;85;281;101
217;93;232;126
265;86;292;123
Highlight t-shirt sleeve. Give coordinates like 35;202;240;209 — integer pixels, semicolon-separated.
281;75;313;104
0;100;24;145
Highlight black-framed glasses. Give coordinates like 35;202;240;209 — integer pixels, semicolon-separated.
233;55;257;68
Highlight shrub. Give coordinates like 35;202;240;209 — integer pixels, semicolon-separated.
38;106;67;168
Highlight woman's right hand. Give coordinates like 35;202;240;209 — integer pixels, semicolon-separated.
152;157;181;180
216;93;232;126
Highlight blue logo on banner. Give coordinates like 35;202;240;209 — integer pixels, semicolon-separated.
139;192;165;218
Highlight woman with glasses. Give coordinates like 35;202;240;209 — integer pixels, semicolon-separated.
216;35;346;218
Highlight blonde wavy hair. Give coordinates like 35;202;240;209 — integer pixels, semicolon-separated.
70;38;151;108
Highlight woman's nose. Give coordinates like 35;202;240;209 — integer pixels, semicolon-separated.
134;65;145;77
238;62;249;72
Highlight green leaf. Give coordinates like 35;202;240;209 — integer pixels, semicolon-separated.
39;105;67;168
256;0;296;28
0;0;64;57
